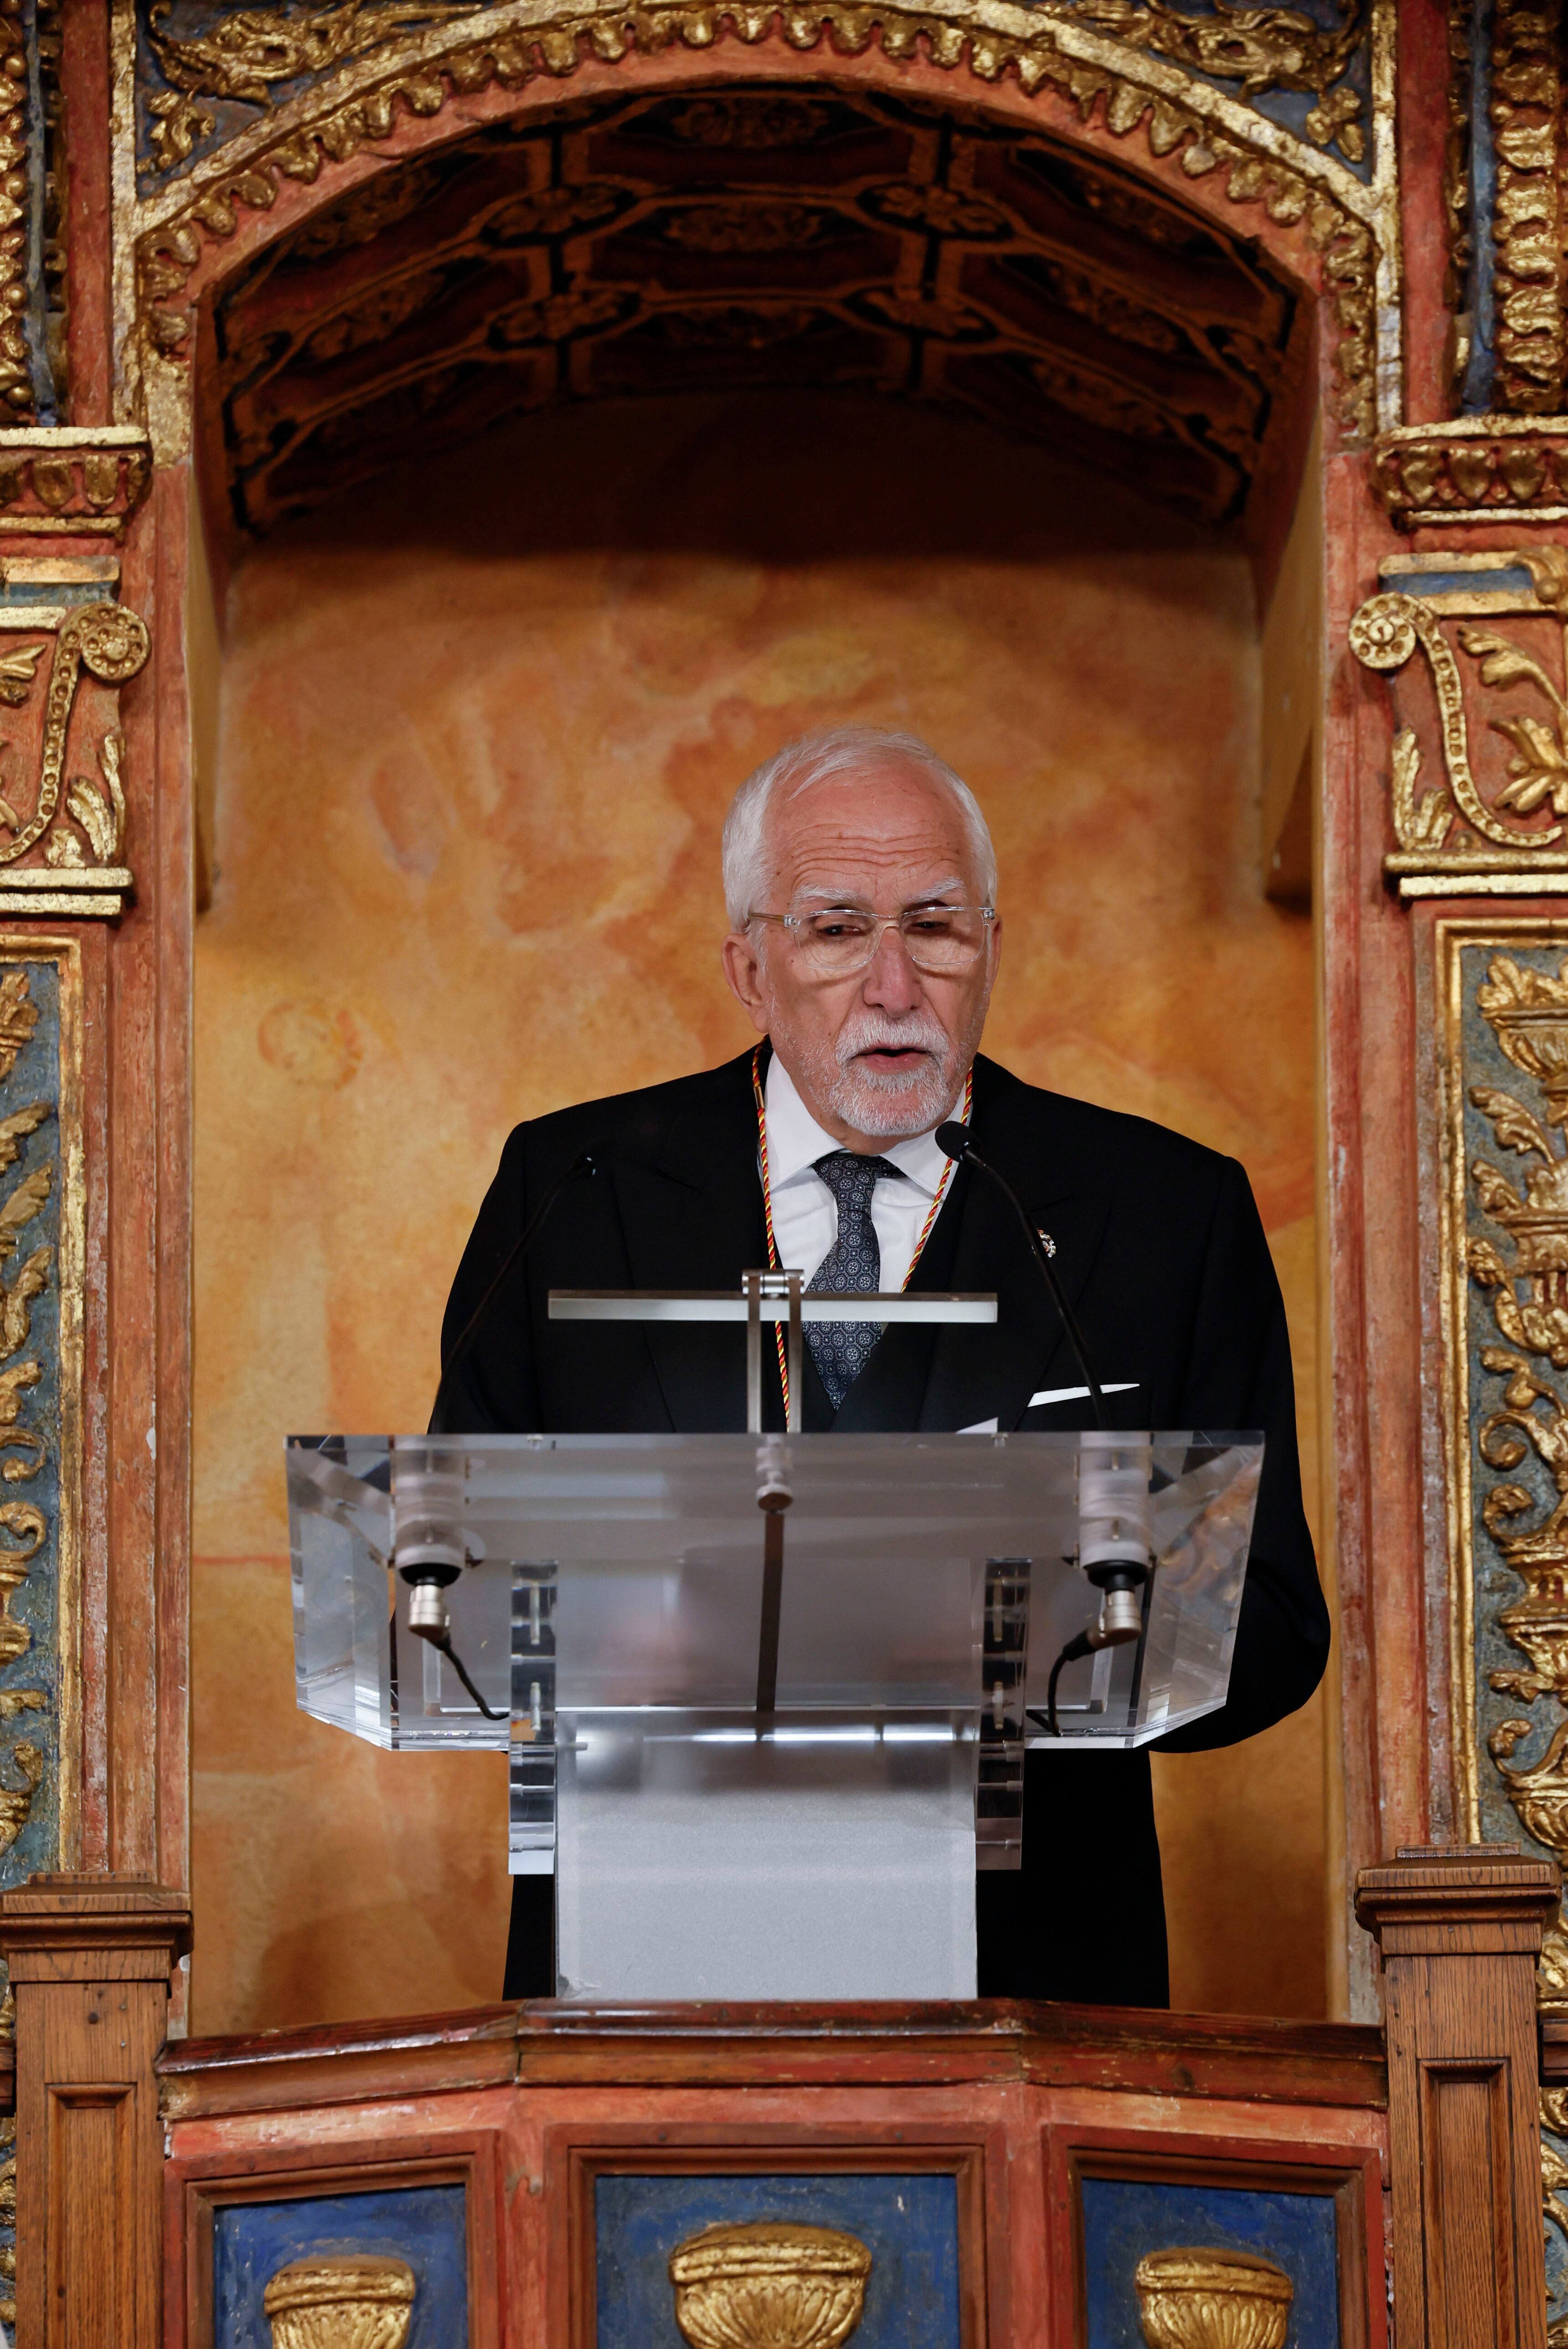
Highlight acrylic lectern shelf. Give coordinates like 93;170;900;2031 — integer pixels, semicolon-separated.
287;1430;1259;2000
287;1430;1259;1753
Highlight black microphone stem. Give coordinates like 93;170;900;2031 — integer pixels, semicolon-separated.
430;1149;596;1433
935;1124;1107;1431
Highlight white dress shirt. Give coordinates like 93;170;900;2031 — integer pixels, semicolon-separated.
763;1053;955;1293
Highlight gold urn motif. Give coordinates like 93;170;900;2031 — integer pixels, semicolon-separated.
669;2220;872;2349
1134;2246;1294;2349
262;2253;416;2349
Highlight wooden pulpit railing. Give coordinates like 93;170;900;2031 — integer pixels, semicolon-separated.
0;1847;1555;2347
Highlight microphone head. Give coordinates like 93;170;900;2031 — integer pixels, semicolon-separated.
935;1121;972;1163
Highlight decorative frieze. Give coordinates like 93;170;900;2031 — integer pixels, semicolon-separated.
1350;552;1568;897
1374;422;1568;528
0;432;152;538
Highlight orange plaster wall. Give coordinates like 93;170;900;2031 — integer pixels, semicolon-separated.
190;391;1323;2034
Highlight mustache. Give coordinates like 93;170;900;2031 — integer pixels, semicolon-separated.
834;1012;953;1070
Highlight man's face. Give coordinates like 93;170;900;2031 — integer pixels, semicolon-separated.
721;760;1002;1150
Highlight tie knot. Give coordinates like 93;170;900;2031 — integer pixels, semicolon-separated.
815;1150;896;1206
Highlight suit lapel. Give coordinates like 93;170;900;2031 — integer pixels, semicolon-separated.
609;1051;768;1432
917;1057;1112;1433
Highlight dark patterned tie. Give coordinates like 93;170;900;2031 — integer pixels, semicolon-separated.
806;1151;903;1409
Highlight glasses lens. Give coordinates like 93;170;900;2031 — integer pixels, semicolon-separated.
794;911;878;973
900;908;987;970
790;908;987;974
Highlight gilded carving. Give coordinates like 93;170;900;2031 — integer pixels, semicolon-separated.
0;972;37;1079
0;5;33;425
1134;2247;1294;2349
1038;0;1366;160
0;946;85;1934
0;602;153;916
263;2254;417;2349
146;0;479;173
1491;0;1563;414
670;2223;872;2349
0;1740;45;1858
122;0;1387;458
46;735;128;871
0;438;152;533
1448;936;1568;2071
1375;424;1568;527
1342;576;1568;892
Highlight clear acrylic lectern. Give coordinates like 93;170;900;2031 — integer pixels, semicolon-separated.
288;1429;1261;2002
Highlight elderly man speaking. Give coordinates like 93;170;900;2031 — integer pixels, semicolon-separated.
438;724;1328;2007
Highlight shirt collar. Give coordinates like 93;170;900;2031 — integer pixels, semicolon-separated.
763;1050;954;1198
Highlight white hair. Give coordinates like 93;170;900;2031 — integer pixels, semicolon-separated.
721;725;998;929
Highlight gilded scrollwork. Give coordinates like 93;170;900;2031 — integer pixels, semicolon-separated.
120;0;1388;462
1489;0;1563;414
1449;936;1568;2340
0;6;34;425
0;946;83;1958
0;598;154;916
134;0;1375;187
1346;571;1568;892
1453;945;1568;1985
1039;0;1367;161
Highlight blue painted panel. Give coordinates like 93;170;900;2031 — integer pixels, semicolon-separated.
1081;2178;1340;2349
1384;567;1536;603
211;2185;467;2349
0;956;63;1893
596;2173;961;2349
1463;0;1498;413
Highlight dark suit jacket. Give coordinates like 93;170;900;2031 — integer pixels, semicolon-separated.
438;1045;1328;2007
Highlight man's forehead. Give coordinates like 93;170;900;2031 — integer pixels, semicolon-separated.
766;761;973;853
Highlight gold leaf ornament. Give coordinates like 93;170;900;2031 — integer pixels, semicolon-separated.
670;2223;873;2349
0;1248;50;1367
146;0;477;110
1471;1082;1558;1161
263;2255;416;2349
1459;626;1568;703
0;977;36;1087
1523;545;1568;611
1389;727;1453;851
1133;2246;1294;2349
1348;594;1418;670
1495;714;1568;815
0;646;41;711
0;1741;43;1860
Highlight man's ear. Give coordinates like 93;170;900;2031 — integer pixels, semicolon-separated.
720;931;770;1034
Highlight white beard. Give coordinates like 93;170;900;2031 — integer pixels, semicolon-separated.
808;1010;973;1139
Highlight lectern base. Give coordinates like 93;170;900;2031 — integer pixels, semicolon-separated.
554;1712;978;2000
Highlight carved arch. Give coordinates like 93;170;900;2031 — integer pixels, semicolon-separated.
119;3;1387;543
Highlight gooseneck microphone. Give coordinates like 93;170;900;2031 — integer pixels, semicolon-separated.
935;1121;1106;1429
403;1149;600;1714
937;1121;1147;1735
